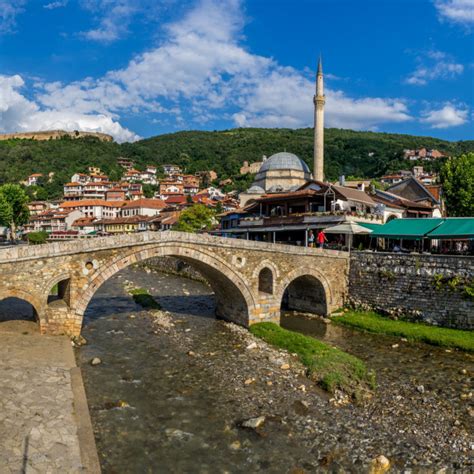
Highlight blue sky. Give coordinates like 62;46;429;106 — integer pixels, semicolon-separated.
0;0;472;142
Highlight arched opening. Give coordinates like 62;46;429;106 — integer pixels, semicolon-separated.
77;246;255;331
258;267;273;294
0;297;39;332
48;278;71;306
280;275;327;316
386;214;398;222
179;256;250;325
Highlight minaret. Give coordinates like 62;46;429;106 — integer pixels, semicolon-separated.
313;56;325;182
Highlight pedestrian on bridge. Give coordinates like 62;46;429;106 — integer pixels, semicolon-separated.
317;229;328;249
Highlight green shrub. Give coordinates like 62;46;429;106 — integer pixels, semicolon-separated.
129;288;161;309
27;231;48;245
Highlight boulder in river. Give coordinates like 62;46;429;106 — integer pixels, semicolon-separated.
370;455;390;473
241;416;265;429
90;357;102;366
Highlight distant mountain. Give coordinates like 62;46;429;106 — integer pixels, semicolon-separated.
0;127;472;198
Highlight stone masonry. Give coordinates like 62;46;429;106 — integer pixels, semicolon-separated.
349;252;474;330
0;231;349;337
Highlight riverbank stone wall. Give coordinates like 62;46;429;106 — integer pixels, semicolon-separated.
349;252;474;330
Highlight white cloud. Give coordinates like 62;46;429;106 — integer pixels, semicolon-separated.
421;103;469;128
435;0;474;25
43;1;68;9
0;75;139;142
406;50;464;85
0;0;27;34
79;0;165;43
80;0;138;42
29;0;412;139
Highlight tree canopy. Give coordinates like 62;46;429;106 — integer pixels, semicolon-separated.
440;153;474;217
0;184;30;239
1;128;473;200
173;204;216;233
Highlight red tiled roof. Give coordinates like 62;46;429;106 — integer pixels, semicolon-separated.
164;195;186;204
122;198;166;209
72;217;96;227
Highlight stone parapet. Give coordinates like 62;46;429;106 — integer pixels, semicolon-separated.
0;231;348;263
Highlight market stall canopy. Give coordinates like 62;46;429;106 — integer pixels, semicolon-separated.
357;222;383;232
324;221;373;234
426;218;474;239
371;218;444;240
371;218;474;240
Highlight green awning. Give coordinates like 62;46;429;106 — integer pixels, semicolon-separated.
426;218;474;239
357;222;383;231
371;218;444;240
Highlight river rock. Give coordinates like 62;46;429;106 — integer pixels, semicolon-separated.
90;357;102;366
246;342;258;350
370;455;390;473
268;355;285;366
165;429;194;442
241;416;265;429
229;440;241;450
280;363;290;370
416;385;425;394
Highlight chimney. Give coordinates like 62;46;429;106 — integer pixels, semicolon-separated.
339;175;345;186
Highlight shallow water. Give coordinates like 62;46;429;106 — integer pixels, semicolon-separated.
75;266;474;472
282;312;474;426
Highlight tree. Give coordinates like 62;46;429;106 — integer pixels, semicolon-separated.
27;231;48;245
173;204;216;233
440;153;474;217
0;184;30;240
0;193;12;230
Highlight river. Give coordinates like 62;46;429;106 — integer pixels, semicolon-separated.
76;265;473;472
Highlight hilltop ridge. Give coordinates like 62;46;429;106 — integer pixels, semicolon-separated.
0;127;472;198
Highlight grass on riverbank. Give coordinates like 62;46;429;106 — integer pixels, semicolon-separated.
332;311;474;352
129;288;161;310
250;322;375;397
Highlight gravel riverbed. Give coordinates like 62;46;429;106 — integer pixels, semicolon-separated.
77;266;473;472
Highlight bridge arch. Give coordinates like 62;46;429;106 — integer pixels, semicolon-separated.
74;243;258;329
0;288;45;331
277;267;333;316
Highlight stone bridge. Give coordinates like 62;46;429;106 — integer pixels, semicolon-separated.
0;232;349;337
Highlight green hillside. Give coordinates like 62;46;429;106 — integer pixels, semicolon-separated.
0;127;472;199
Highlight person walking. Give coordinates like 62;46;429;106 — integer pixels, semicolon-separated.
308;230;315;248
317;229;327;249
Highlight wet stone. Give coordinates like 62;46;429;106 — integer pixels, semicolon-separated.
76;266;473;472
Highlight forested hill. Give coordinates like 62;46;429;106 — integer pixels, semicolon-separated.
0;127;472;197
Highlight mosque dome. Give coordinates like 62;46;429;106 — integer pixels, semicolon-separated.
247;185;265;194
259;152;310;174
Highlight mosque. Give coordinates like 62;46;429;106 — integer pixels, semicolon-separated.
240;58;325;206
